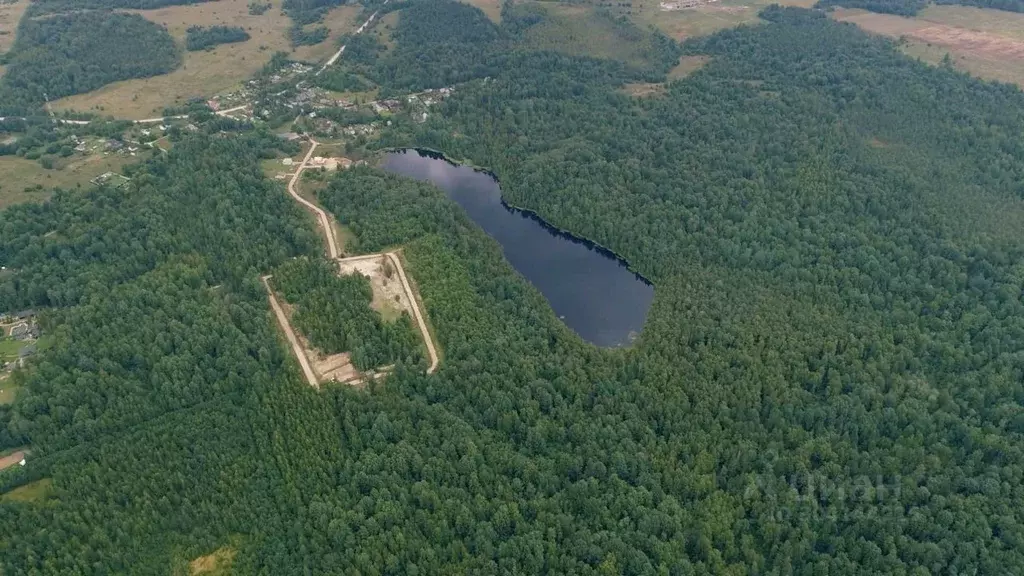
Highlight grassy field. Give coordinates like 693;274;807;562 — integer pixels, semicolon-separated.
1;478;53;503
0;382;20;405
512;2;674;68
625;0;816;41
460;0;502;22
0;154;134;208
52;0;360;119
0;0;28;78
834;5;1024;86
0;338;21;362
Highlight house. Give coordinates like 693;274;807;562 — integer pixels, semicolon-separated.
282;158;294;166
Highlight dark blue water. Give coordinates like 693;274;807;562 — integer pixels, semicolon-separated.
381;149;654;347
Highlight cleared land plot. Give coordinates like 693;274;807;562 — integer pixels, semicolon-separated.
337;254;416;324
0;154;133;208
0;448;27;472
835;7;1024;86
52;0;360;119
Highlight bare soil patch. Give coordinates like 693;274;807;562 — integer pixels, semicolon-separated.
52;0;359;119
337;254;416;319
0;449;26;472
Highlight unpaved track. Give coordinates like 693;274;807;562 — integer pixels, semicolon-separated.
288;138;341;259
262;275;319;387
385;252;439;373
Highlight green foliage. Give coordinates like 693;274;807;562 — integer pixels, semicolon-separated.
272;257;421;370
367;0;679;92
816;0;928;15
289;24;329;46
186;25;252;51
248;0;272;15
0;12;180;114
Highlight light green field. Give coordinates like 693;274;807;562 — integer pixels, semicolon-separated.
0;383;19;405
1;478;52;503
0;154;134;208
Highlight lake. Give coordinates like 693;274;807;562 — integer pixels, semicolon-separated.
381;150;654;347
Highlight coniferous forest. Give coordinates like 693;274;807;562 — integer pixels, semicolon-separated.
1;2;1023;574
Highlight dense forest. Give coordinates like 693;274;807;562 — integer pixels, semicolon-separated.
816;0;928;15
186;25;251;51
0;12;179;114
271;256;422;370
25;0;216;16
1;1;1024;574
936;0;1024;11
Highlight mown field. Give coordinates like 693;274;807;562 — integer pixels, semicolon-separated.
52;0;360;119
834;4;1024;86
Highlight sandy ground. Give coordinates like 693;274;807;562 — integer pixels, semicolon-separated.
337;254;414;318
0;449;26;472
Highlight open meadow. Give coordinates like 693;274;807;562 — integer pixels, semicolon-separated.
52;0;360;119
0;154;133;208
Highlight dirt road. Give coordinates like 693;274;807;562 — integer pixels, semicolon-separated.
288;139;341;259
262;275;319;388
385;252;439;373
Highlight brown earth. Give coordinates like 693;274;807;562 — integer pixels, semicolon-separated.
0;449;26;472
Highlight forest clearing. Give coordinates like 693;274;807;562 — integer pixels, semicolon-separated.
263;251;437;388
834;5;1024;85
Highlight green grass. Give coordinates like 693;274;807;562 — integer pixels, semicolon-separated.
0;154;134;209
0;338;23;362
1;478;53;504
0;383;20;405
513;3;667;68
